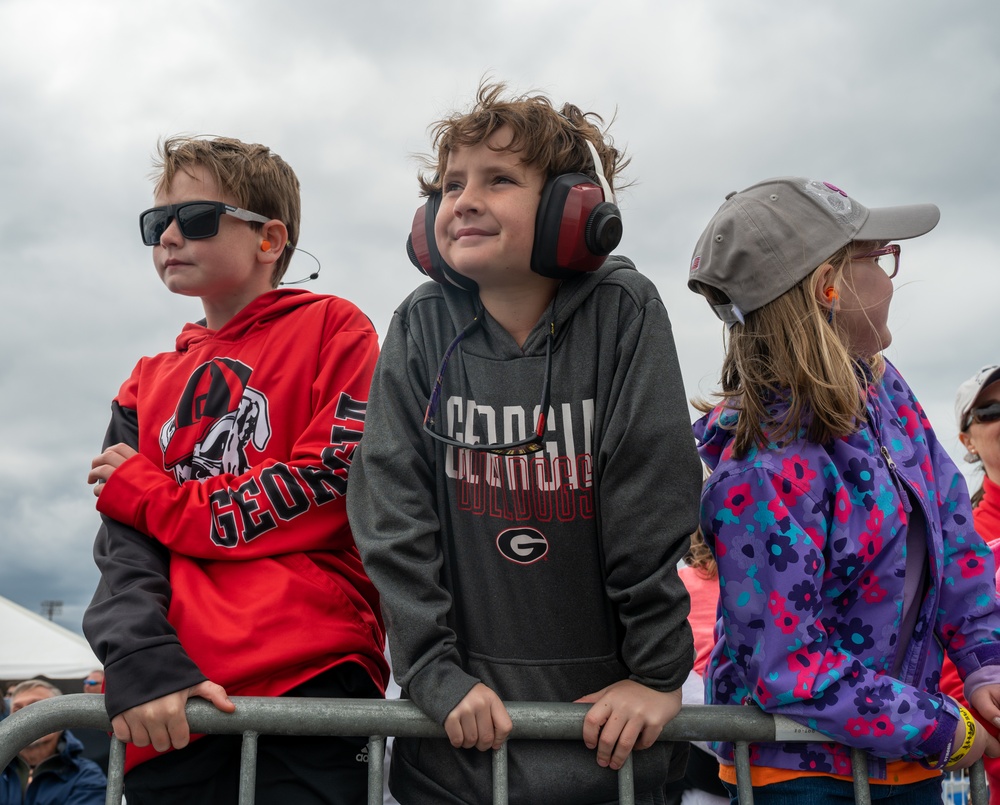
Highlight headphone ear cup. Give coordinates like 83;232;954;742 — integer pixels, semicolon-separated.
531;174;623;280
406;194;478;291
407;194;441;276
585;202;623;257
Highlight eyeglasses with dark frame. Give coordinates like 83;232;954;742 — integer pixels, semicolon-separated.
967;401;1000;430
423;316;553;456
852;243;901;278
139;201;271;246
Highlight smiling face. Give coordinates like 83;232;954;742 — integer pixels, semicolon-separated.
831;245;896;358
433;126;549;293
152;164;274;329
961;379;1000;484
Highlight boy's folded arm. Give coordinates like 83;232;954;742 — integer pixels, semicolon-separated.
83;516;207;719
96;328;380;561
84;404;207;718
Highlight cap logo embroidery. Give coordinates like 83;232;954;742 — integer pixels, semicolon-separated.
803;179;853;217
690;255;701;273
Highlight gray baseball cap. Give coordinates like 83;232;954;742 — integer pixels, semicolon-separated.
688;177;940;326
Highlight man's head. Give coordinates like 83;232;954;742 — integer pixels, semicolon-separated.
150;136;301;287
9;679;62;762
83;669;103;693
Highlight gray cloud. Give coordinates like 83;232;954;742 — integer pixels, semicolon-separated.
0;0;997;636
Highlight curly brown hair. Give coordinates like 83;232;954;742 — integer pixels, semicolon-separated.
418;81;628;198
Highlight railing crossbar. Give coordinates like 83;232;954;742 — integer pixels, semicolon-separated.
0;696;983;805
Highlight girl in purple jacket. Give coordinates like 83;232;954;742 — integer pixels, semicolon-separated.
687;177;1000;804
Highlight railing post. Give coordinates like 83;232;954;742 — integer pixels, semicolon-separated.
105;738;126;805
850;746;871;805
970;761;989;805
734;740;754;805
617;753;634;805
238;730;258;805
367;736;386;805
491;741;508;805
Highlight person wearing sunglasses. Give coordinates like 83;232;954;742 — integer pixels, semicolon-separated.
689;178;1000;804
82;136;388;805
957;365;1000;519
347;82;702;805
939;364;1000;805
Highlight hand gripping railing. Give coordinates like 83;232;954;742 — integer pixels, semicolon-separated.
0;695;986;805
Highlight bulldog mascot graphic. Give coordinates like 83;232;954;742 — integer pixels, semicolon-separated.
160;357;271;483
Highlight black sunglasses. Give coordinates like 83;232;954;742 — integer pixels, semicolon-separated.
969;401;1000;428
139;201;271;246
423;316;553;456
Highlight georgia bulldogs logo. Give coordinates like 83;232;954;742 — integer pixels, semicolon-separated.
496;527;549;564
159;357;271;483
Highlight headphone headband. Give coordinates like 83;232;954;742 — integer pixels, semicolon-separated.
584;138;616;206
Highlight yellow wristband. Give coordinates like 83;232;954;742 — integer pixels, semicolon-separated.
947;706;977;767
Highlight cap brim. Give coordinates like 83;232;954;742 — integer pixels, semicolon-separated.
856;203;940;241
956;364;1000;431
978;367;1000;398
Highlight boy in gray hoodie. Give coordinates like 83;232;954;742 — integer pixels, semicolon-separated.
347;82;701;805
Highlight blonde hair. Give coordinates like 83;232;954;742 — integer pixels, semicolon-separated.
683;527;718;579
153;136;301;287
696;243;885;458
419;81;628;196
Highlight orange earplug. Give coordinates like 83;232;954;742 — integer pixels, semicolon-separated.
261;240;271;252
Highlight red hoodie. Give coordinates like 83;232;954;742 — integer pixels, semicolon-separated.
84;289;388;772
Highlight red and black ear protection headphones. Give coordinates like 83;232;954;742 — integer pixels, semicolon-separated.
405;139;623;289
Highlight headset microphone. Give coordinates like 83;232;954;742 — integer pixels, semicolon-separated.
279;245;323;286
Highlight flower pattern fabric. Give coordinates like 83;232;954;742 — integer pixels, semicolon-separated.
693;361;1000;778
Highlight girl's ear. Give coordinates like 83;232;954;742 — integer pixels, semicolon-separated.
813;263;836;309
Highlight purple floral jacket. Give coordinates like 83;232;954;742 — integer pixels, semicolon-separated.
693;361;1000;779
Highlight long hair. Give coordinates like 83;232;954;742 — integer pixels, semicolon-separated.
683;527;718;580
696;243;885;458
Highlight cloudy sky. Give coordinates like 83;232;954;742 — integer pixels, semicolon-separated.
1;0;997;640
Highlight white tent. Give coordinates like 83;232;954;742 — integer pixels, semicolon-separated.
0;595;100;679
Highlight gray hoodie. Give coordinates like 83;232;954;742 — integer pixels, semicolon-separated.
348;257;701;804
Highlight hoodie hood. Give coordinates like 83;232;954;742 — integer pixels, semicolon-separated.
692;404;739;472
175;289;325;352
433;255;637;358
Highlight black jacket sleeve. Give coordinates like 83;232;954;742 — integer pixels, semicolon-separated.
82;401;206;719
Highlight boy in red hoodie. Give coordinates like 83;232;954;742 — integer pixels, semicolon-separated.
83;136;388;804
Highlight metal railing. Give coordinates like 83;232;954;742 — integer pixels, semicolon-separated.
0;695;986;805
